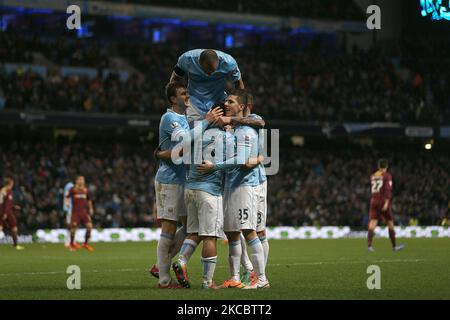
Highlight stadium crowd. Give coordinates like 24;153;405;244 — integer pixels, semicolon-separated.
1;142;448;232
2;35;450;124
98;0;364;20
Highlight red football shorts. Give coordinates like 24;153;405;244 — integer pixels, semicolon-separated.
369;199;393;221
1;213;17;229
71;212;91;226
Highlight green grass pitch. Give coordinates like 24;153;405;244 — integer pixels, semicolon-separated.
0;238;449;299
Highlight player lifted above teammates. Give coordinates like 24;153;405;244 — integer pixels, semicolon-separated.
65;175;94;252
170;49;244;125
0;177;24;250
170;49;264;130
368;159;405;252
153;82;223;289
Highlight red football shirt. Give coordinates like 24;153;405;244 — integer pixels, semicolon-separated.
0;189;14;215
68;187;90;215
370;170;392;201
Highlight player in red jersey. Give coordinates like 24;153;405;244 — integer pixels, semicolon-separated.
0;177;24;250
368;159;404;252
65;176;94;252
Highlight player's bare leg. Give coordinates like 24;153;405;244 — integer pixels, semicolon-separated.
367;219;378;252
157;219;179;288
242;230;269;289
11;226;24;250
82;222;94;252
221;231;244;288
387;220;405;251
173;233;200;288
69;222;78;251
200;236;219;289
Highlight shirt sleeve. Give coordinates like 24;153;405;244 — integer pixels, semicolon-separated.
383;174;392;200
174;52;189;77
0;191;4;214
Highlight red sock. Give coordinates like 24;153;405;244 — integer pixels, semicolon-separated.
368;229;375;247
388;228;396;248
84;229;91;245
12;231;18;247
70;231;75;245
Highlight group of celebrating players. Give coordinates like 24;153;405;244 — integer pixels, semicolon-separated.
0;48;404;290
149;49;270;289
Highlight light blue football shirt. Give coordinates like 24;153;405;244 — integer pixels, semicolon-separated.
63;182;74;212
175;49;241;114
185;127;235;196
155;109;190;184
217;125;260;189
248;113;267;184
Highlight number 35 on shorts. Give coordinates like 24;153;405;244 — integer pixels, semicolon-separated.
238;209;248;223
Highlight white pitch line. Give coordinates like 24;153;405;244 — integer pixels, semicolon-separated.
0;259;422;277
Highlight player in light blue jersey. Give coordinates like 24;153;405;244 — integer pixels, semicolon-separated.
172;117;236;290
170;49;245;125
237;95;270;285
153;82;223;289
198;90;269;289
63;181;74;248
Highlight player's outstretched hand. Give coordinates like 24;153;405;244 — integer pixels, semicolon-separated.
197;160;214;174
205;108;223;124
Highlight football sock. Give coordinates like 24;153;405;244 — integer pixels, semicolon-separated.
240;233;253;272
84;229;91;244
228;240;242;281
178;239;197;265
157;232;174;286
201;256;217;284
70;230;75;245
169;225;187;260
247;237;266;282
12;230;18;247
388;228;396;248
368;229;375;247
259;235;269;267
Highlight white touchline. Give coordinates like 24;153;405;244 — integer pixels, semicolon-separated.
0;259;423;277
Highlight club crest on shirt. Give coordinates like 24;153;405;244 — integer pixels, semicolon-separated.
171;121;180;129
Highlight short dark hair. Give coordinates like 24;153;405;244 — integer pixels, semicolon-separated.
378;158;389;169
3;177;13;186
199;49;218;67
230;88;248;106
165;82;186;104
